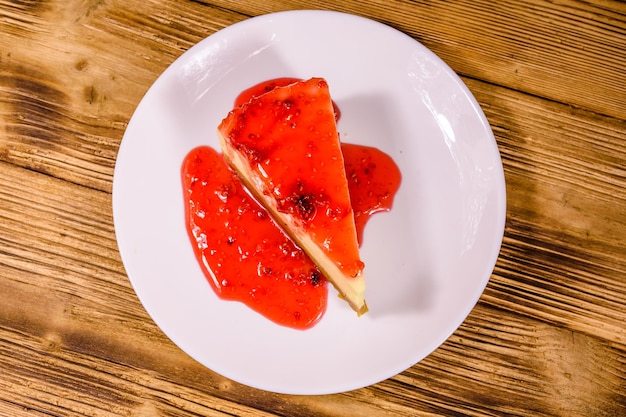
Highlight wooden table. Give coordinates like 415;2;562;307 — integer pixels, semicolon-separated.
1;1;625;416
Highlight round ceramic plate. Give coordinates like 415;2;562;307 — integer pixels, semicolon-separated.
113;10;506;395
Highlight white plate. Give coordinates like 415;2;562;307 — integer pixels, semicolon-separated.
113;10;506;395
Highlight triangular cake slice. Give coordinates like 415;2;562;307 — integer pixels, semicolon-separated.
218;78;367;315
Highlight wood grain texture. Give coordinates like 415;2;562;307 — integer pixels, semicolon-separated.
0;0;245;192
1;0;625;416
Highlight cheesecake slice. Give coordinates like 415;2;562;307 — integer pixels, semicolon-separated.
218;78;367;315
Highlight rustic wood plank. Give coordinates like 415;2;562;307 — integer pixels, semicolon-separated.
0;0;245;192
397;302;626;417
0;327;285;416
1;0;625;415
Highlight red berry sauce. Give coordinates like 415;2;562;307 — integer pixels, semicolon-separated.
342;143;402;244
181;78;401;329
182;146;327;329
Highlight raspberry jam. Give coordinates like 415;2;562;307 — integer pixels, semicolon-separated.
182;146;327;329
181;79;401;329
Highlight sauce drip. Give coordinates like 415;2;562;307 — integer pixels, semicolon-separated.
342;143;402;244
182;78;401;329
